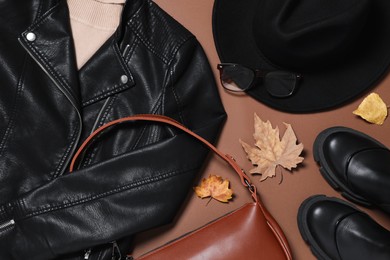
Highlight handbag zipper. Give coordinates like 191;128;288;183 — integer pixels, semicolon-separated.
0;219;15;231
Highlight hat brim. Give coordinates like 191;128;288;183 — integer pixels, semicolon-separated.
212;0;390;113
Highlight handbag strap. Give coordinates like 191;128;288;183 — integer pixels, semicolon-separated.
69;114;258;203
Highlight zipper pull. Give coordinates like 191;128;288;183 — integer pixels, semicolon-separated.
111;241;122;260
122;44;130;58
84;248;92;260
0;219;15;231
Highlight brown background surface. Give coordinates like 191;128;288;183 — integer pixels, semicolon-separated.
132;1;390;259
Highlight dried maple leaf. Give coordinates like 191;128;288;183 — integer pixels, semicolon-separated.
194;175;233;203
240;113;304;181
353;92;388;125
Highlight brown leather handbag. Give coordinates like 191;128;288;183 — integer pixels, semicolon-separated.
70;114;293;260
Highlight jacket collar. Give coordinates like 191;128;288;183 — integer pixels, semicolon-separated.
19;0;135;109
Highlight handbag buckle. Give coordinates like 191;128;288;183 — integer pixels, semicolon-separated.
244;178;255;193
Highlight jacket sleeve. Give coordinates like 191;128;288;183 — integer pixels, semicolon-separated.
0;39;226;259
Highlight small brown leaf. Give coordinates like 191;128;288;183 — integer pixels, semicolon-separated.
353;93;387;125
240;113;304;181
194;175;233;203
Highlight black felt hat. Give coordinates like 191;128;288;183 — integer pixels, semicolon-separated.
212;0;390;113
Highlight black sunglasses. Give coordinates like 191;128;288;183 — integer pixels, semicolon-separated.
217;63;302;98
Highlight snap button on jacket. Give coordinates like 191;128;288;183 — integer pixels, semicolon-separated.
0;0;226;259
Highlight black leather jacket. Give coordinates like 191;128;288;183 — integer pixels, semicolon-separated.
0;0;226;259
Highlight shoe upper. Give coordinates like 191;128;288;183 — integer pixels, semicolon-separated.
306;200;356;260
302;196;390;260
348;149;390;211
336;212;390;260
322;130;390;213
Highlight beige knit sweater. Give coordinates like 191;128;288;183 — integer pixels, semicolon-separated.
67;0;126;69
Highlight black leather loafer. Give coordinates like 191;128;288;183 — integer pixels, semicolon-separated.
298;195;390;260
313;126;390;214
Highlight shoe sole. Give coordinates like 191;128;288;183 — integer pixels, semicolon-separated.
312;126;385;207
297;195;359;260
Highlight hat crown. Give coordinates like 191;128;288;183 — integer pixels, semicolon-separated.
254;0;370;71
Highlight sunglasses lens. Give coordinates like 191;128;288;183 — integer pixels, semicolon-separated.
264;71;299;98
219;65;254;92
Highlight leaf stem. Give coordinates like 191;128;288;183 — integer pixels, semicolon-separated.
279;169;284;185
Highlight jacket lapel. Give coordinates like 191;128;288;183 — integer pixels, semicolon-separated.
19;0;136;110
18;0;81;109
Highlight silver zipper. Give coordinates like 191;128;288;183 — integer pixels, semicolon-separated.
90;96;112;134
18;37;83;176
122;44;131;58
0;219;15;231
83;248;92;260
111;241;122;260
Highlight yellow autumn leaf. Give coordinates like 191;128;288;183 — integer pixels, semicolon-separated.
240;113;304;181
353;93;388;125
194;175;233;203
